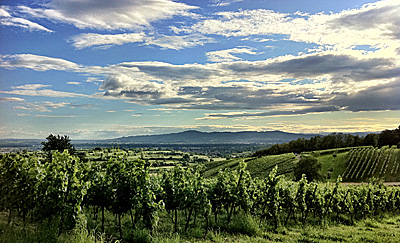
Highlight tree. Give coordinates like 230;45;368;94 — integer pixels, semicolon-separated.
42;134;76;155
378;126;400;147
294;155;322;182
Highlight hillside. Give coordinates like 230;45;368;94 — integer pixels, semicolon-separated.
104;130;317;144
204;146;400;182
204;153;298;179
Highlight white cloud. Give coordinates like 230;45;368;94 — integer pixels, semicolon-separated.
70;32;146;49
189;9;290;37
210;0;243;7
206;47;260;62
2;46;398;115
1;83;88;98
12;84;50;90
144;34;215;50
0;6;52;32
14;101;70;112
15;0;197;30
35;115;77;118
0;97;25;102
187;1;400;51
67;82;81;85
100;73;177;101
0;54;80;71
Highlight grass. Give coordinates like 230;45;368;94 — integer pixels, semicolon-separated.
1;209;400;243
150;214;400;243
318;151;348;182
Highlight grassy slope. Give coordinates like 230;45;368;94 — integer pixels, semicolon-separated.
318;151;348;182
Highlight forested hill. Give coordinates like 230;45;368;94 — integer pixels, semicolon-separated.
254;125;400;157
104;130;317;144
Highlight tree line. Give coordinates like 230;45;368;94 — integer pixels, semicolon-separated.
254;125;400;157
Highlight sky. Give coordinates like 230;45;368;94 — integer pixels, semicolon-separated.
0;0;399;139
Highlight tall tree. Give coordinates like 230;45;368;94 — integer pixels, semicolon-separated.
42;134;76;155
294;155;322;182
378;126;400;147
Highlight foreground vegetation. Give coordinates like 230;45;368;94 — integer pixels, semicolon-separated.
1;150;400;242
1;211;400;243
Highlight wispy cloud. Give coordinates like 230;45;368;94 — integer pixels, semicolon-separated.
206;47;260;62
70;32;146;49
0;54;80;71
67;82;81;85
186;1;400;51
0;97;25;102
144;34;215;50
210;0;243;7
35;115;77;118
13;0;197;30
13;101;70;112
1;83;88;98
0;6;52;32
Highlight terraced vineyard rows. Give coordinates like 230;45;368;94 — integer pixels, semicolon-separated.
343;146;400;181
246;153;297;178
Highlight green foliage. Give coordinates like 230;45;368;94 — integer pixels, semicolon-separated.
2;149;400;242
35;151;88;234
294;155;322;181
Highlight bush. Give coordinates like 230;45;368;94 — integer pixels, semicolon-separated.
227;213;261;236
131;228;152;243
294;155;322;181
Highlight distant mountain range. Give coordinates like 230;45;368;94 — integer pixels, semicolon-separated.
3;130;382;148
102;130;318;144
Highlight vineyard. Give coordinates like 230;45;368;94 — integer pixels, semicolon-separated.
342;146;400;182
1;150;400;242
203;153;297;179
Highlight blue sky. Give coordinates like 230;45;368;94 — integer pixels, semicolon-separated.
1;0;399;139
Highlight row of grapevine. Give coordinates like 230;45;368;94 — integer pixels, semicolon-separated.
343;146;400;181
1;151;400;240
246;153;297;178
391;150;400;175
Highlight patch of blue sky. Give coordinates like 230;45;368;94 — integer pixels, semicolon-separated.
232;0;380;14
221;79;252;84
352;45;380;52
